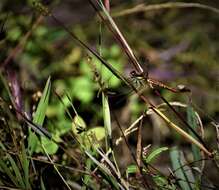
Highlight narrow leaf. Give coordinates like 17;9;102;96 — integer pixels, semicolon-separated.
187;106;201;162
170;147;195;190
144;147;168;164
102;92;112;150
33;76;51;125
28;76;51;155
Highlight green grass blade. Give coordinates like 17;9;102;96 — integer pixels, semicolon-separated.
33;76;51;125
0;140;17;186
170;147;195;190
7;154;25;188
81;158;92;190
0;142;25;188
85;151;112;176
126;164;138;178
85;150;121;190
20;143;31;189
0;72;15;107
187;106;201;162
40;176;46;190
102;92;112;150
0;159;19;187
28;76;51;155
144;147;168;164
42;144;71;190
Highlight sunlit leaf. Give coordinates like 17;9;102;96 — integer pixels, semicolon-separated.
102;92;111;149
87;127;105;141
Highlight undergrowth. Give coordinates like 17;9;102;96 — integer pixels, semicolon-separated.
0;0;219;189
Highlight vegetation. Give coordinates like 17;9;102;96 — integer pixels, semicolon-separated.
0;0;219;189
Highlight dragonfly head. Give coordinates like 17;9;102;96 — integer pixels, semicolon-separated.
130;70;148;81
130;70;143;78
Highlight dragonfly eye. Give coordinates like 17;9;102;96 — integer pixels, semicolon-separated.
130;70;139;78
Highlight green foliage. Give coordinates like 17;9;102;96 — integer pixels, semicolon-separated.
153;175;177;190
40;176;46;190
143;147;168;164
72;115;105;149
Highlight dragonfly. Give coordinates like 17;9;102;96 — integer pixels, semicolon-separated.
129;62;191;94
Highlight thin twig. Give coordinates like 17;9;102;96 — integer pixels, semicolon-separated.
136;114;143;176
113;2;219;18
